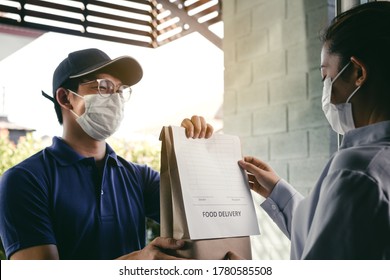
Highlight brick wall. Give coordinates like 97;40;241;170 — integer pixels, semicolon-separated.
222;0;335;259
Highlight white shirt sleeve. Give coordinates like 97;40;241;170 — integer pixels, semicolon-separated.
260;179;304;239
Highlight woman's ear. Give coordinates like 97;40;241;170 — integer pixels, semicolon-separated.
56;88;72;109
350;56;367;87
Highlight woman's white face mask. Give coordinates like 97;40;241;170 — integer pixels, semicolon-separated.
321;62;360;135
69;91;125;141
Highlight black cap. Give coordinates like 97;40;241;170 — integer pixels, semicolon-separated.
42;48;143;124
43;48;143;102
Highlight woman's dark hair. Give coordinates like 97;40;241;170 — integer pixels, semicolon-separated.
321;2;390;78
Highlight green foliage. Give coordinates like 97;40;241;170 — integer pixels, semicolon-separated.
0;246;4;259
107;137;161;171
0;131;162;259
0;130;45;176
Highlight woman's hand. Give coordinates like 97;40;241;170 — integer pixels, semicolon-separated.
238;156;280;198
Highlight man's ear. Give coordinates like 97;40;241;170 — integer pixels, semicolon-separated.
56;88;72;109
350;56;367;87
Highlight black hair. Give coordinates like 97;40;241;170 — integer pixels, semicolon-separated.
321;2;390;78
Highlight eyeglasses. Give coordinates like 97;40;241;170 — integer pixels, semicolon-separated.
80;79;132;101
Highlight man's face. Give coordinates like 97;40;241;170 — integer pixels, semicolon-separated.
69;73;123;116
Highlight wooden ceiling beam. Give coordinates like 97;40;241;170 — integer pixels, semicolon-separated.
157;0;222;49
0;0;222;49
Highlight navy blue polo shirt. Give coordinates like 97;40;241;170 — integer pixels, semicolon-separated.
0;137;160;259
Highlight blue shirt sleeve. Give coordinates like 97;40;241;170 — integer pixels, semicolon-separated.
0;166;56;259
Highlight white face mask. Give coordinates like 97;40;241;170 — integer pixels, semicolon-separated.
69;91;125;141
321;62;360;135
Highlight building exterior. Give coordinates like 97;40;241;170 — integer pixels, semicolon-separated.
0;0;378;260
221;0;376;259
0;115;35;144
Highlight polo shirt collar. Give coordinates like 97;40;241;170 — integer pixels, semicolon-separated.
47;137;122;167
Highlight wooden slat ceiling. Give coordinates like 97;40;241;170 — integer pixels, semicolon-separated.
0;0;222;49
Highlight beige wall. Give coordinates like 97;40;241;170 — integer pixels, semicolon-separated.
222;0;333;259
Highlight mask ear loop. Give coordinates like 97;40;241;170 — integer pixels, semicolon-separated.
66;89;84;118
346;85;361;103
332;61;351;150
331;61;351;84
339;79;361;150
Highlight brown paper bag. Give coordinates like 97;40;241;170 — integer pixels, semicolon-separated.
159;126;252;260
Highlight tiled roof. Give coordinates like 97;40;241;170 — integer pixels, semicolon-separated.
0;115;34;131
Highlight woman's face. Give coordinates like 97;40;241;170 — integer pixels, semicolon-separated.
320;42;356;104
